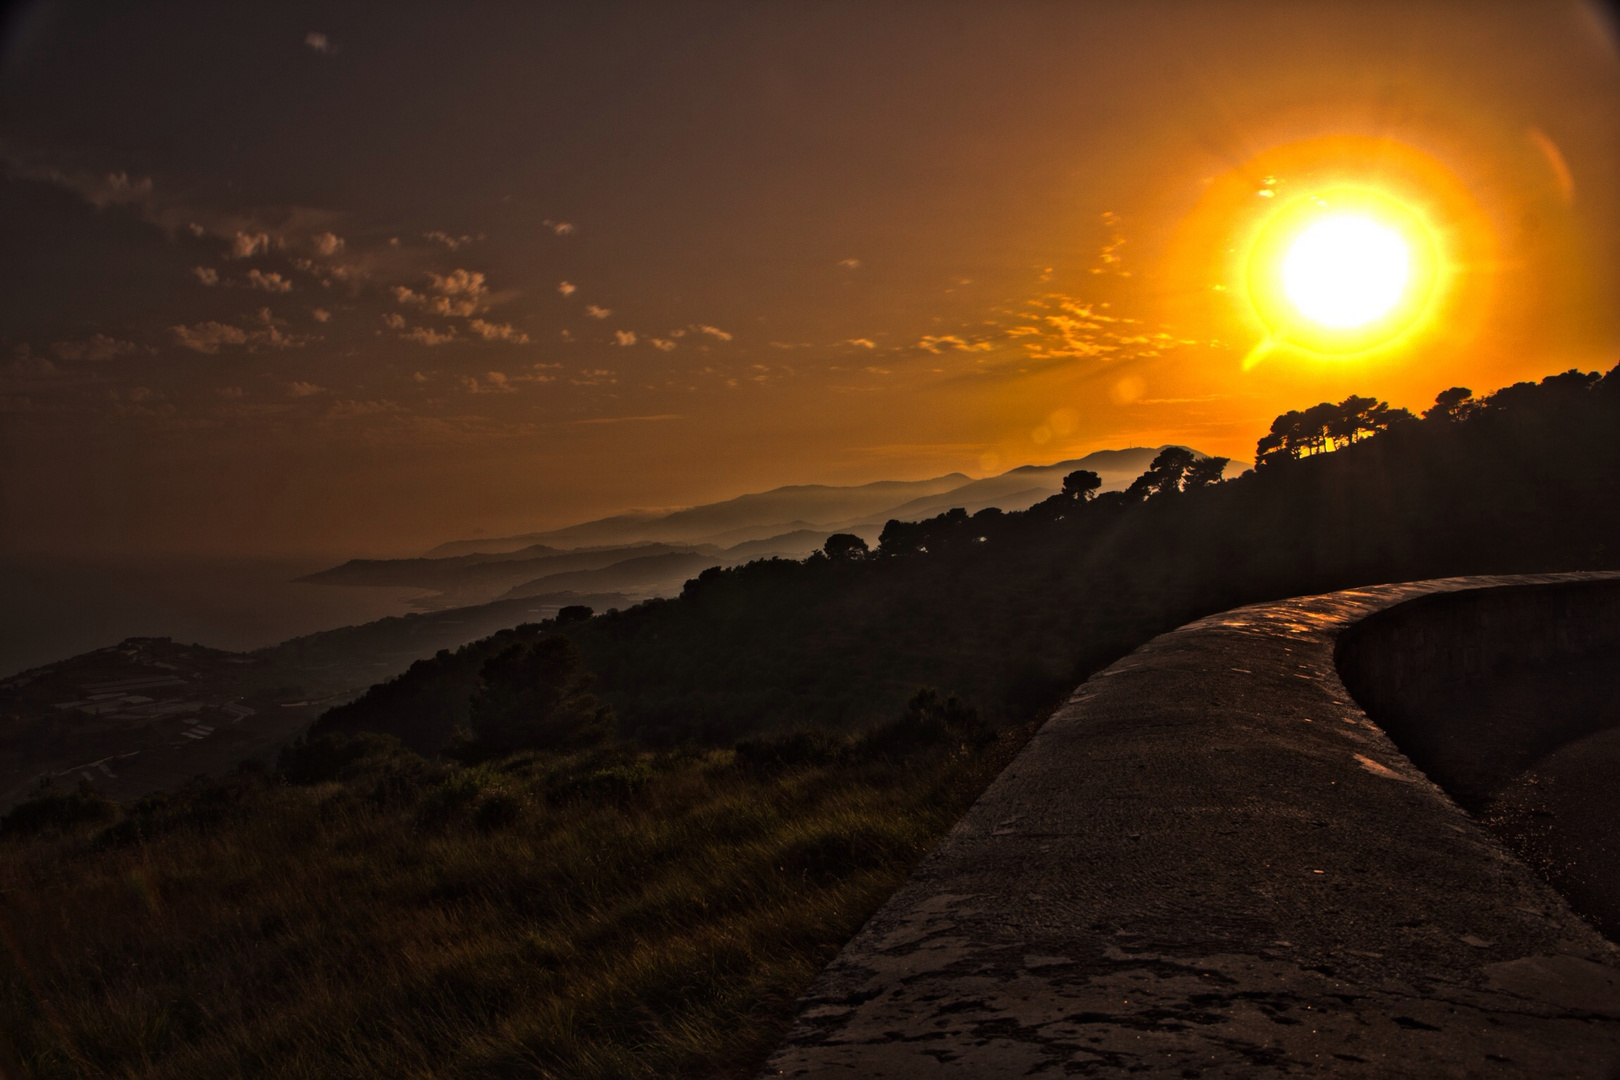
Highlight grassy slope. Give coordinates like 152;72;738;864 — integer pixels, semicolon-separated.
0;728;1027;1079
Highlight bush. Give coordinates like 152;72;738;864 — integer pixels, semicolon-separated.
278;731;410;784
0;780;116;838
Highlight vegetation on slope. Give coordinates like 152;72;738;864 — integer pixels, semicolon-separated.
0;699;1019;1080
0;362;1616;1078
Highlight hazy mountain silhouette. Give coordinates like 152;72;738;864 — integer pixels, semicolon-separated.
417;448;1214;562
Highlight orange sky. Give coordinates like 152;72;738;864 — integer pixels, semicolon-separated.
2;1;1617;557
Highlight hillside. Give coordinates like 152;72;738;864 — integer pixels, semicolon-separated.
3;362;1617;1080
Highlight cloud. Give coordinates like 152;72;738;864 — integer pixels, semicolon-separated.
916;334;993;354
424;231;477;250
382;312;406;330
614;330;637;346
395;268;491;318
544;220;575;236
231;231;272;259
172;313;306;353
192;266;220;286
696;324;732;341
50;334;137;362
557;281;577;296
172;322;250;354
304;31;334;54
584;305;612;320
312;308;331;323
649;338;676;351
843;337;876;349
569;413;681;425
468;319;530;343
289;381;325;397
246;269;292;293
483;371;516;392
312;232;344;256
838;258;862;269
401;325;456;346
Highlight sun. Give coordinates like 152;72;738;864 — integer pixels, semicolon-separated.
1282;215;1409;329
1246;188;1440;356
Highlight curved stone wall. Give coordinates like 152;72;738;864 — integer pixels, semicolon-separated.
1337;578;1620;942
759;573;1620;1078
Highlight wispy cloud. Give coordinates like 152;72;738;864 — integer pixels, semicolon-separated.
394;268;490;317
231;231;272;259
50;334;138;362
468;319;529;344
304;31;334;54
401;325;456;346
246;269;292;293
695;324;732;341
289;381;325;397
425;231;478;251
569;413;681;425
172;309;307;353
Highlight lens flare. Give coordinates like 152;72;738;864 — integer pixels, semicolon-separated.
1281;215;1409;329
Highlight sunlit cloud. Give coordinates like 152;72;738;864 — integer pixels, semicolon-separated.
171;322;249;353
558;281;577;296
614;330;638;346
192;266;220;286
231;231;272;259
696;324;732;341
246;269;293;293
916;334;993;354
584;304;612;319
838;258;862;269
544;220;575;235
467;319;530;343
312;231;344;256
401;325;456;346
425;230;478;250
311;308;332;323
843;338;876;348
50;334;137;362
649;338;676;351
172;312;307;353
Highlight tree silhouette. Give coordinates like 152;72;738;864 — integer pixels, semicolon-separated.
1184;455;1230;489
1061;469;1102;500
1127;447;1197;499
1256;395;1415;467
1424;387;1475;422
822;533;871;560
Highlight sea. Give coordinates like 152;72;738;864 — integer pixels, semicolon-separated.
0;554;432;678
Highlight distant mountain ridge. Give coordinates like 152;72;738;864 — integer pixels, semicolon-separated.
315;447;1215;609
428;448;1192;558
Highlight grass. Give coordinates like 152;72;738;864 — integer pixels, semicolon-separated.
0;721;1031;1079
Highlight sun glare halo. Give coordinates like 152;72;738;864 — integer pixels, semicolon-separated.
1282;215;1410;329
1245;187;1440;357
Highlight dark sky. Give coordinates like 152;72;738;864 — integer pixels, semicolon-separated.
2;1;1616;556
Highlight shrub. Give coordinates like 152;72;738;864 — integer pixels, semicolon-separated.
0;780;116;837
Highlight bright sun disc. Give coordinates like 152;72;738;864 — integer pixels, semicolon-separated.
1282;215;1409;329
1245;187;1439;356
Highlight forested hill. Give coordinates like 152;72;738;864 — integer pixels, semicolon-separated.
319;364;1620;751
